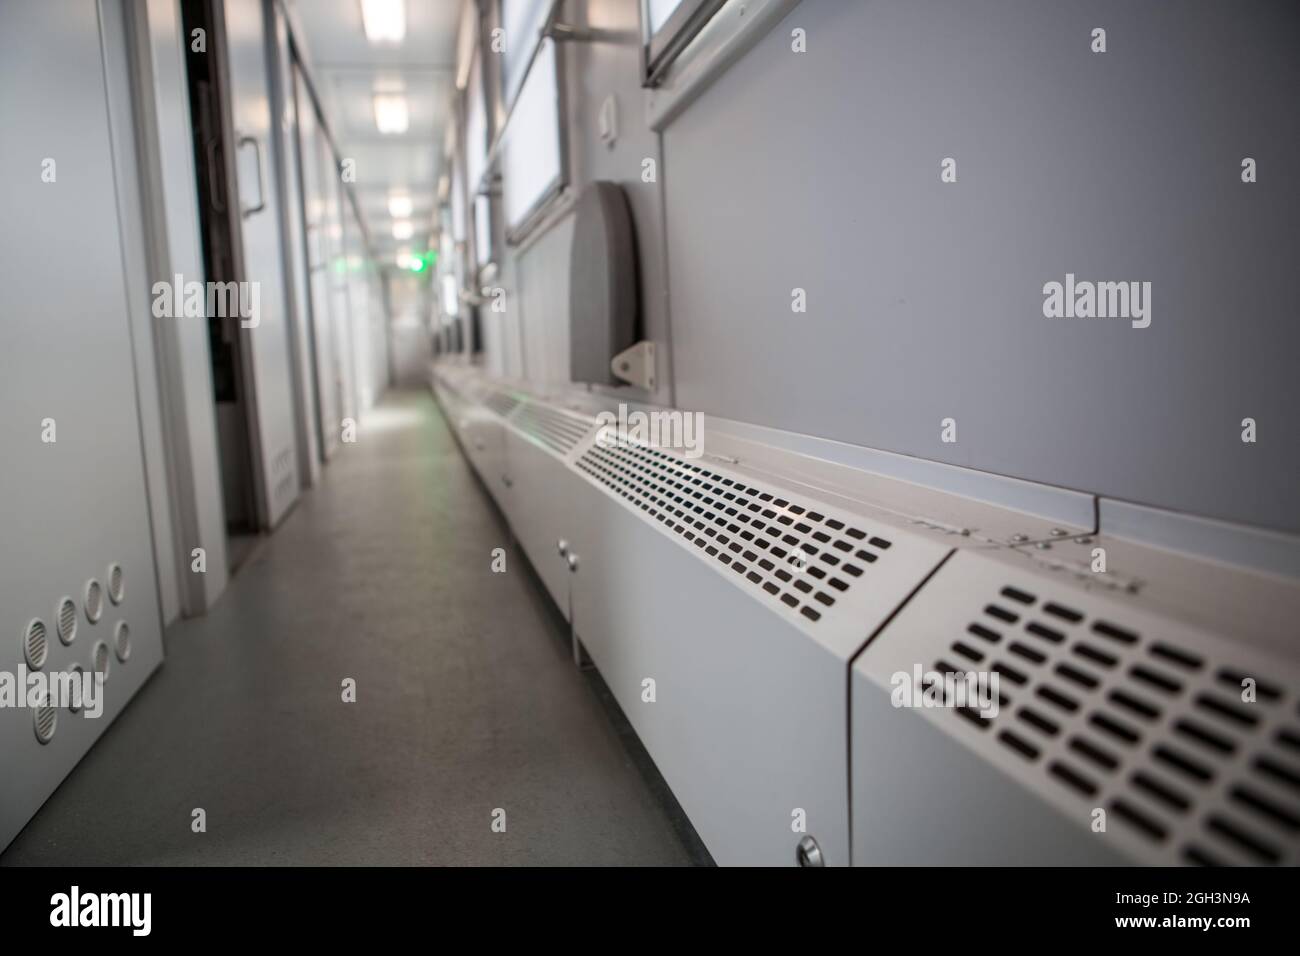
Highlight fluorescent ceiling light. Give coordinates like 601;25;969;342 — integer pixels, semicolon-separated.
392;220;414;240
361;0;405;44
388;193;414;218
373;94;409;134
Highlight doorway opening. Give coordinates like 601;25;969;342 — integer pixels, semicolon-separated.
181;0;260;571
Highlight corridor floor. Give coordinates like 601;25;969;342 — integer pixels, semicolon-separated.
2;390;699;865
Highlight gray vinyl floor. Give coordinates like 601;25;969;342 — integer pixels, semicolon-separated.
2;390;700;866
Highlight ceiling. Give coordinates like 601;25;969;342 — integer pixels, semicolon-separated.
286;0;462;264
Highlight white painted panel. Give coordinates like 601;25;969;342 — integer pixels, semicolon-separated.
0;0;164;850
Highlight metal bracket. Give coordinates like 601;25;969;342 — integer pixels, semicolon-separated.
610;340;656;391
545;23;631;44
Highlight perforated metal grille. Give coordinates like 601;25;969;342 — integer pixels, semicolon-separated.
483;390;521;418
933;582;1300;866
56;597;77;645
23;618;48;669
108;563;124;605
511;402;592;455
34;702;56;745
576;439;894;625
114;621;131;663
92;640;110;679
84;579;103;623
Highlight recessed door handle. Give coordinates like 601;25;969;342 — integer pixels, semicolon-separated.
238;134;267;218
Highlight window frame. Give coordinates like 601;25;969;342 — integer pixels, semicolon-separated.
496;32;569;246
640;0;727;86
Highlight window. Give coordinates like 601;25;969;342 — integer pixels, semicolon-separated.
450;161;467;244
464;50;488;200
499;37;563;239
500;0;551;110
642;0;726;85
474;193;494;269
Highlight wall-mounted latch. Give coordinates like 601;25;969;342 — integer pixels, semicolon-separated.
611;340;655;391
544;23;631;44
796;835;824;867
598;94;618;148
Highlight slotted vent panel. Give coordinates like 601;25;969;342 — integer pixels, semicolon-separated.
931;579;1300;866
34;702;56;745
114;621;131;662
56;597;77;645
107;563;124;605
23;618;48;669
576;439;895;625
511;402;592;455
84;579;103;623
483;390;521;418
92;640;110;679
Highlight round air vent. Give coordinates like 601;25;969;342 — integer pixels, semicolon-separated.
68;663;86;715
84;579;104;623
113;621;131;663
92;640;111;680
56;596;78;645
107;563;125;605
34;700;57;745
23;618;48;669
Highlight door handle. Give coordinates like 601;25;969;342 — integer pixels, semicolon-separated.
238;134;267;218
205;137;226;213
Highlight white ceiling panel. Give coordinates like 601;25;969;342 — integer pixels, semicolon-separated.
287;0;461;263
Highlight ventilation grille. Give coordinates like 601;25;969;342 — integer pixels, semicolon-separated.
483;389;521;418
511;402;592;455
935;582;1300;866
92;640;110;678
34;702;56;745
84;579;103;623
576;439;893;625
114;621;131;662
23;618;48;669
56;597;77;645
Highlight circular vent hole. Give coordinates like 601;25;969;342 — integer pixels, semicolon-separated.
92;640;111;679
23;618;49;669
67;664;86;714
34;701;57;745
107;563;125;605
56;596;78;645
113;621;131;663
84;579;104;623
